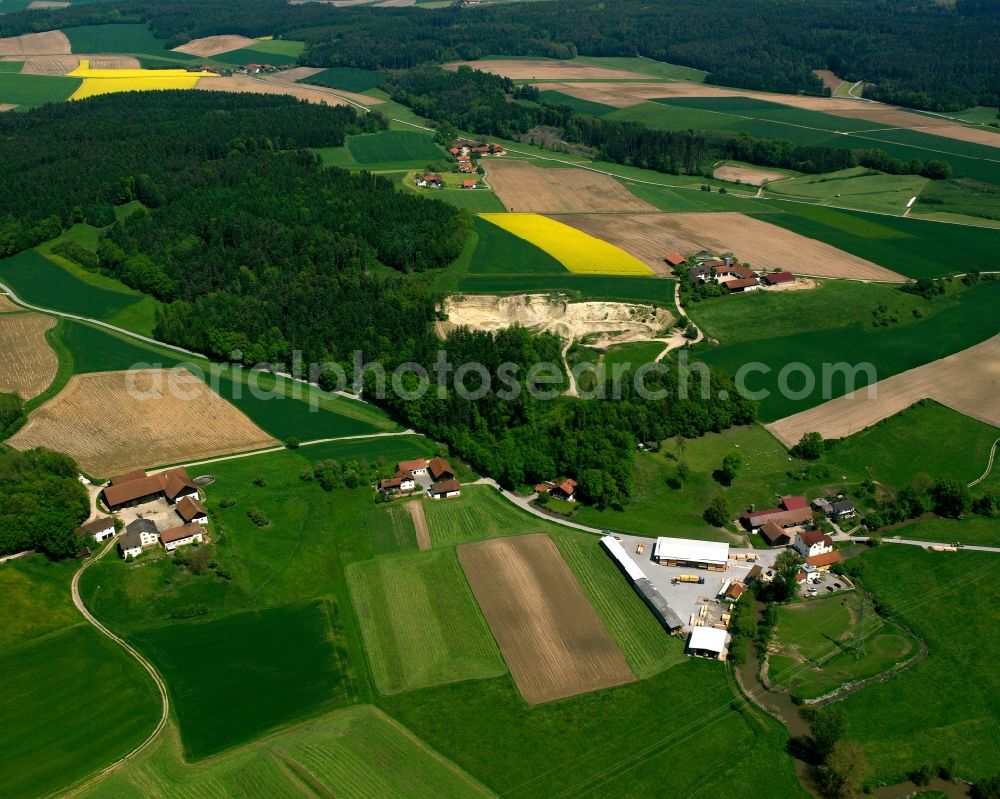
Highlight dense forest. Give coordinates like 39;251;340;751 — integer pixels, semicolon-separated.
374;328;758;507
388;67;954;178
0;448;90;558
1;0;997;112
0;92;386;256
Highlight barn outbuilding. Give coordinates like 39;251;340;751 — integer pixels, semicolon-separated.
652;537;729;570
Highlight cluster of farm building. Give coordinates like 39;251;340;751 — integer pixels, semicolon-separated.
599;493;857;660
378;456;462;499
665;250;797;293
74;466;210;560
415;139;505;191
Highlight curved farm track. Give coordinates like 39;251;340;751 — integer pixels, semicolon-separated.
58;538;170;797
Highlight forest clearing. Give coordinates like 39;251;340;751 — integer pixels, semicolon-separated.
457;533;635;704
767;332;1000;445
8;368;279;476
0;313;57;400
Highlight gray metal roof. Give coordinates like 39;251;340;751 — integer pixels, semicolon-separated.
126;518;158;535
634;578;685;631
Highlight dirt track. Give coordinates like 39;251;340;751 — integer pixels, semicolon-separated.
487;160;654;213
814;69;845;94
0;313;57;400
550;212;906;282
440;293;674;347
0;31;71;56
713;165;788;186
458;534;634;704
0;293;19;312
445;59;646;81
9;368;279;476
766;333;1000;446
172;35;258;57
407;500;431;551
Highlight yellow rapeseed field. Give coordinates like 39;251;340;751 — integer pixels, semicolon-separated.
478;213;653;276
67;60;217;100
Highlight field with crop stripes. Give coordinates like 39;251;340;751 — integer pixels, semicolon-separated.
479;214;652;275
80;706;494;799
67;60;216;99
347;549;506;694
556;536;684;678
423;485;555;546
367;503;419;554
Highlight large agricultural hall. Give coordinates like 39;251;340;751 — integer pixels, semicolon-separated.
652;537;730;571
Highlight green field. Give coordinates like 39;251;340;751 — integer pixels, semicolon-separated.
768;592;919;700
302;66;385;92
573;424;846;540
555;536;684;678
0;73;80;107
764;168;929;215
466;215;566;274
347;548;506;694
58;319;185;374
383;659;807;799
367;502;419;554
0;556;160;799
879;515;1000;547
80;705;494;799
841;546;1000;782
132;601;361;759
214;40;305;67
0;248;157;334
687;280;931;345
422;484;560;546
65;24;197;60
915;177;1000;222
823;400;1000;491
699;280;1000;421
600;340;666;369
346;130;446;169
636;96;1000;186
538;89;617;117
0;61;23;73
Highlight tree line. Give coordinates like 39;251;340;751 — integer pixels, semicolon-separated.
1;0;997;112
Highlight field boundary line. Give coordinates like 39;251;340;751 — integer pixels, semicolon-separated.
969;437;1000;488
57;536;170;799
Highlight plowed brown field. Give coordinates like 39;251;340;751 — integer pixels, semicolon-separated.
0;31;71;56
767;333;1000;446
197;75;382;107
550;212;906;281
0;313;57;400
172;35;258;57
713;165;788;186
407;500;431;550
9;368;279;476
487;160;654;213
458;533;635;704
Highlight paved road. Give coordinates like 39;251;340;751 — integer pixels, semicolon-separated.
969;437;1000;487
63;536;170;796
472;477;608;535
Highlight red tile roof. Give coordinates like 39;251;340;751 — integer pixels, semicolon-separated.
76;517;114;536
664;251;686;266
428;457;454;480
176;496;207;523
764;271;794;285
553;478;577;495
781;495;808;511
109;468;147;486
806;551;842;568
724;278;759;291
432;479;461;494
102;467;195;508
160;523;203;545
461;179;477;188
799;530;833;549
759;520;791;544
398;459;427;473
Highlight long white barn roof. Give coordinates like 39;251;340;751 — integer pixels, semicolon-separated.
654;536;729;565
600;535;646;582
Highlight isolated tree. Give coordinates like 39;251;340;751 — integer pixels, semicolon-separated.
932;477;971;518
703;495;730;527
772;549;805;602
810;706;847;761
676;461;690;486
818;741;868;799
791;432;825;460
719;453;743;485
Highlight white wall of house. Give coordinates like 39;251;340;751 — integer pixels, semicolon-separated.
794;537;832;558
121;545;142;559
164;532;204;552
93;527;115;542
138;531;159;547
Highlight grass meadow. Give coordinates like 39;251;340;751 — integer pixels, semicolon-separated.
132;601;361;759
768;593;919;700
347;548;507;694
303;66;384;92
422;484;560;547
698;280;1000;421
538;89;617;117
347;130;446;168
823;400;1000;491
764;168;929;215
80;705;494;799
466;215;567;274
214;40;305;67
0;73;81;107
0;556;160;799
367;502;419;554
65;24;198;60
842;546;1000;783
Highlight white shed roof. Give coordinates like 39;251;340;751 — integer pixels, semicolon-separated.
688;626;728;654
654;537;729;566
600;536;646;582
